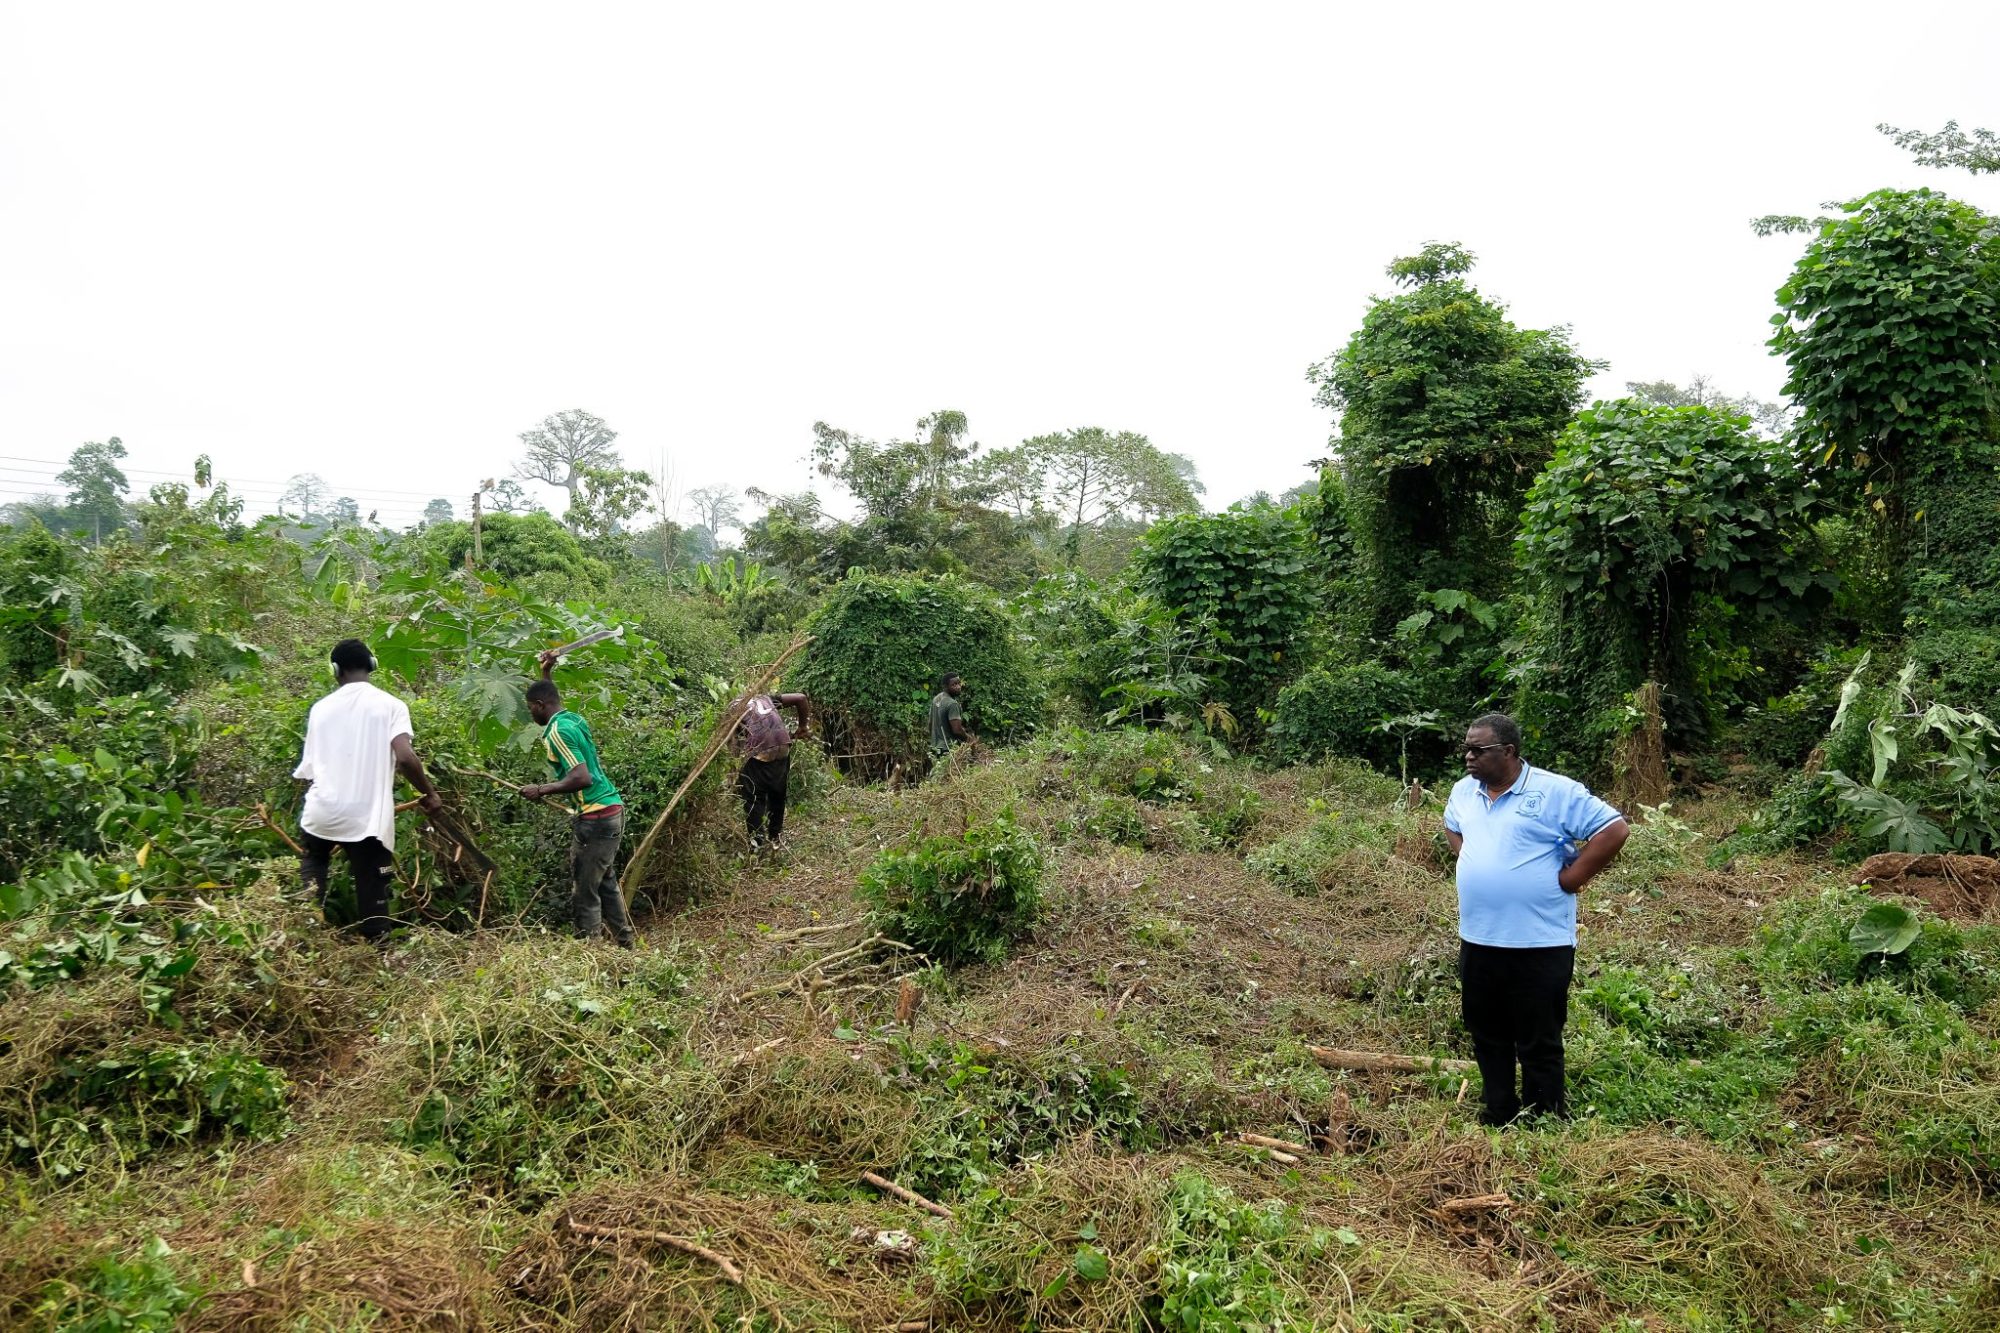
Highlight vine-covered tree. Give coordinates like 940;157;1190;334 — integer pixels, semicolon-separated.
516;409;620;512
1771;189;2000;517
1134;508;1314;735
1519;401;1832;758
1308;243;1598;635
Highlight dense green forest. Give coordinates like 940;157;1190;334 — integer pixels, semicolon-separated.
3;125;2000;1330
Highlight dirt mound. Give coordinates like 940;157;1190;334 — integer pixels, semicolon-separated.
1854;853;2000;921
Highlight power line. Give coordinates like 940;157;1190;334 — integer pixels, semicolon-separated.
0;454;483;502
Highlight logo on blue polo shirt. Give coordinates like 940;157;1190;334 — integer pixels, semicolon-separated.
1518;791;1546;817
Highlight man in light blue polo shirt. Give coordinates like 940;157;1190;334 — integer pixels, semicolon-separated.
1443;712;1628;1124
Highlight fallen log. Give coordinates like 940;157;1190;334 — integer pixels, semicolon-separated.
564;1217;743;1284
861;1171;954;1220
1308;1045;1475;1076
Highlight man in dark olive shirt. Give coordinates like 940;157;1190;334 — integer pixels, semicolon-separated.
928;672;975;756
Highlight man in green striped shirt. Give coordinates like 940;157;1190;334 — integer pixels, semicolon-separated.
520;650;633;947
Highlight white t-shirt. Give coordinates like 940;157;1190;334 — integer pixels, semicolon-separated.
293;680;415;850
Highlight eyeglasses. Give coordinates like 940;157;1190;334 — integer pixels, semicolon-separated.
1463;743;1508;758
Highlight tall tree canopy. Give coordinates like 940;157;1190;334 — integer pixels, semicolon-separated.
977;427;1202;571
1308;243;1597;633
516;409;621;510
56;438;131;543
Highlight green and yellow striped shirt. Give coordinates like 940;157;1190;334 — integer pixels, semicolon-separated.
539;710;623;815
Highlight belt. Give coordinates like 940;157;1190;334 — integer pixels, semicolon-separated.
576;804;623;821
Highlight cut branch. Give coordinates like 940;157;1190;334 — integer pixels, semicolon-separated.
1238;1132;1311;1155
1308;1045;1475;1076
564;1218;744;1284
1435;1193;1514;1216
861;1171;954;1219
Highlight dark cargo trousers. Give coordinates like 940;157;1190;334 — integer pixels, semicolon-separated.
299;830;397;943
570;808;634;946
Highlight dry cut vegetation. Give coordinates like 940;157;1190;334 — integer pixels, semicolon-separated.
7;729;2000;1331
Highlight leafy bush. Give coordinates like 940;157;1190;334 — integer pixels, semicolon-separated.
416;511;611;591
1271;661;1425;772
24;1236;194;1333
1152;1173;1319;1333
858;814;1046;964
796;573;1043;774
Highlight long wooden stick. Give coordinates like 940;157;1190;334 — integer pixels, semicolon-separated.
564;1218;744;1284
1308;1045;1476;1076
621;633;812;893
255;803;304;857
861;1171;954;1220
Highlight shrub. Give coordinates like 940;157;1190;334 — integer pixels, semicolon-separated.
796;574;1043;775
858;814;1046;964
417;511;610;591
1271;662;1425;771
1014;573;1123;724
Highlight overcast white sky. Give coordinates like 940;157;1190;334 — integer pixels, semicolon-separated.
3;2;1997;529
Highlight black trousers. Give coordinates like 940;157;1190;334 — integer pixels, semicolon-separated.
737;755;791;841
299;830;396;943
1458;940;1575;1124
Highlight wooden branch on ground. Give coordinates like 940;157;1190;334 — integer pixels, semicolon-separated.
1308;1045;1476;1076
255;803;304;857
1240;1142;1300;1165
731;1037;788;1066
623;633;812;893
861;1171;954;1220
762;918;864;943
1440;1193;1512;1213
1239;1132;1311;1155
564;1218;744;1284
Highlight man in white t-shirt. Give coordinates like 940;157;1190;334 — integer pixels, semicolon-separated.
293;638;440;943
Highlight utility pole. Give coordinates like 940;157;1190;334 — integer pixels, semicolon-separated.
470;478;494;570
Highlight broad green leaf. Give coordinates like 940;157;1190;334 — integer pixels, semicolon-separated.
1850;902;1920;956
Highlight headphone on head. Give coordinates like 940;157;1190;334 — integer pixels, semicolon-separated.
330;648;380;679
